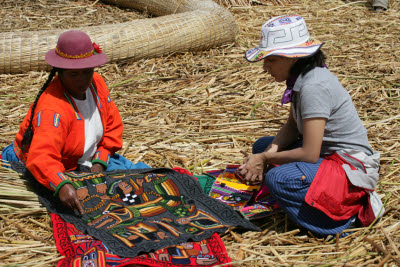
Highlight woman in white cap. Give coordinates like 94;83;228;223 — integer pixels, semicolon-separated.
240;15;383;236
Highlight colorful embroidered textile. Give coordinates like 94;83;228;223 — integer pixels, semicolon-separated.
172;167;194;177
240;204;275;220
208;165;280;220
52;213;232;267
193;174;216;195
241;184;280;220
11;163;258;257
209;165;260;210
171;167;216;195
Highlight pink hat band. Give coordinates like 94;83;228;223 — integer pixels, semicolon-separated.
45;30;107;69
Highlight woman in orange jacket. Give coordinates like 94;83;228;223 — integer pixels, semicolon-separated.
2;30;149;214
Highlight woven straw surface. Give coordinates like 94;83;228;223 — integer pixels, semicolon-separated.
1;0;399;266
0;0;237;74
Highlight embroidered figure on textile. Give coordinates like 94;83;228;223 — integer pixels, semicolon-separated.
84;173;198;231
67;172;107;201
51;213;233;266
108;179;144;205
26;168;258;257
154;209;228;236
152;241;218;265
73;246;106;267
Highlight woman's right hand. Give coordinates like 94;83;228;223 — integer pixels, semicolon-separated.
58;183;84;215
238;153;267;184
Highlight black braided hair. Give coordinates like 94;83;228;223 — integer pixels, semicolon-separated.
21;68;58;153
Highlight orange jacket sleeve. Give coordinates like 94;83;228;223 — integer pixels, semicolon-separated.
25;109;72;195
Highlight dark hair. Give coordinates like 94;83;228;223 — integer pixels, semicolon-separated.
21;68;58;153
290;49;326;77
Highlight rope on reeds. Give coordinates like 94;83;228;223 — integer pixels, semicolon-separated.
0;0;238;74
215;0;297;6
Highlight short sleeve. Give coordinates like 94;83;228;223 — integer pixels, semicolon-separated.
299;82;332;120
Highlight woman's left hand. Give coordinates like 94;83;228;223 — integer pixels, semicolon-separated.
239;153;267;184
91;163;105;173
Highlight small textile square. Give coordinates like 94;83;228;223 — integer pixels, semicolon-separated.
239;192;280;220
208;165;281;220
52;213;232;267
245;183;280;219
209;165;261;210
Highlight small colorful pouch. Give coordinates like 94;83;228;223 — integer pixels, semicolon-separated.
209;165;261;210
239;204;275;220
239;183;280;220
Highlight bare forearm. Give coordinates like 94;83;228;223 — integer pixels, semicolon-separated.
241;118;325;183
262;118;326;165
266;113;300;153
262;147;319;166
268;123;300;152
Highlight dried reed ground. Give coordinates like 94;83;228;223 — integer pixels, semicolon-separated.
0;0;399;266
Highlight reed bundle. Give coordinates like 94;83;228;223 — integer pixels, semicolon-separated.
0;0;237;74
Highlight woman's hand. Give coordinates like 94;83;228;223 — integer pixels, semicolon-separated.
58;183;84;215
91;163;105;173
239;153;268;184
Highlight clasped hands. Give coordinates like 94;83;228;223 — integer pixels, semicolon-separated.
238;153;269;185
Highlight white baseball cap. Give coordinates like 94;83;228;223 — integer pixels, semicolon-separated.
245;15;324;62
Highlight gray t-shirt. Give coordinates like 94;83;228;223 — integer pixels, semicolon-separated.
292;67;373;156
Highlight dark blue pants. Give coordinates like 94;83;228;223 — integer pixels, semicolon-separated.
253;136;354;236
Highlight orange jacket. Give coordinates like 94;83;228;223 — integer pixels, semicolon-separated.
14;72;123;195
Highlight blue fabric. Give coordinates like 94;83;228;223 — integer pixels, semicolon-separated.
1;142;149;171
252;136;303;154
252;136;354;236
1;142;19;166
252;136;275;154
106;153;150;171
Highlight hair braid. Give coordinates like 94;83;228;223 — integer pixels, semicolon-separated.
21;68;57;153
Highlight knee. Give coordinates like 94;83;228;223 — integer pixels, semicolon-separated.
264;164;304;193
264;167;283;194
252;136;274;154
